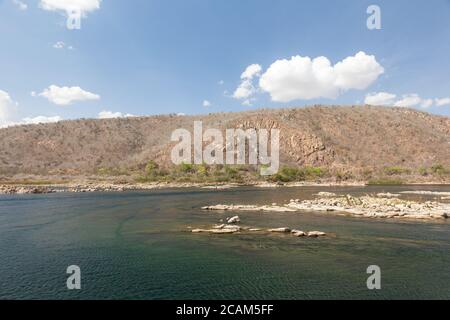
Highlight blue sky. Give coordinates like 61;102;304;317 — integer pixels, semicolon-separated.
1;0;449;126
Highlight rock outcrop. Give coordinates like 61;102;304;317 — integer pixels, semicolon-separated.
202;194;450;221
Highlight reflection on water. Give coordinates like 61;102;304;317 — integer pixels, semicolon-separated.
0;185;449;299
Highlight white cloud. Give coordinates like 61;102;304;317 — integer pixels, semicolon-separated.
259;51;384;102
240;64;262;80
13;0;28;10
53;42;74;50
435;98;450;107
365;92;397;106
242;99;254;106
53;41;65;49
39;0;101;16
218;80;224;85
98;110;134;119
0;90;18;126
37;85;100;106
394;94;427;108
232;64;262;103
1;116;62;128
333;52;384;90
362;93;441;109
233;79;256;100
21;116;62;125
420;98;433;109
1;90;64;128
202;100;211;108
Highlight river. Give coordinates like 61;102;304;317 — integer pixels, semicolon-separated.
0;185;449;299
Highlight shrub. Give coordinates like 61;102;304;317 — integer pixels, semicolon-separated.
384;166;411;176
418;167;428;176
178;162;194;173
145;160;158;175
430;164;449;175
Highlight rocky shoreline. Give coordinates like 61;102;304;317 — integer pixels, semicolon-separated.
202;193;450;221
0;181;368;195
0;185;57;194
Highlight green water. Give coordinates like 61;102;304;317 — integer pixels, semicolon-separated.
0;185;449;300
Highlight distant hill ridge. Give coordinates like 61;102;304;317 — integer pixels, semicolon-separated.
0;105;449;179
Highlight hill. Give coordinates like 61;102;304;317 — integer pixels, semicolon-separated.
0;105;449;184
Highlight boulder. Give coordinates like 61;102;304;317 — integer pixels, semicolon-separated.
227;216;240;224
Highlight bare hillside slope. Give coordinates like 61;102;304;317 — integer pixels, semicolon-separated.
0;106;449;179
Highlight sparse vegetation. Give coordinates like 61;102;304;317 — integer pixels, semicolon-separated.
384;166;411;176
367;178;404;185
269;166;327;183
430;164;450;175
0;106;448;184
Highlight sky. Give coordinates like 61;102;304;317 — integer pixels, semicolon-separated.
1;0;450;127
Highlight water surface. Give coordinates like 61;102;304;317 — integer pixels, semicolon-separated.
0;185;449;299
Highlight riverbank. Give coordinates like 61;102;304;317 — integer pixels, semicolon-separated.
0;180;369;194
1;180;449;195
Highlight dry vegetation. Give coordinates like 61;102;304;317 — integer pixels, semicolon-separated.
0;105;449;184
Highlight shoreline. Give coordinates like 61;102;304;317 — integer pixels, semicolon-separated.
1;180;450;195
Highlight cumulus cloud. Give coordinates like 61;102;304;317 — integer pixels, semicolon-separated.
259;52;384;102
202;100;211;108
232;64;262;103
36;85;100;106
98;110;134;119
394;94;431;108
364;92;397;106
366;92;449;109
39;0;101;16
1;89;64;128
240;64;262;80
13;0;28;10
435;97;450;107
0;90;18;126
233;79;256;100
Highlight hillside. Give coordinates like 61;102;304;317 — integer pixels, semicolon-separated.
0;105;449;183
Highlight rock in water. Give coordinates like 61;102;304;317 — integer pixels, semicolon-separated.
307;231;327;238
291;230;306;237
227;216;240;224
268;228;291;233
